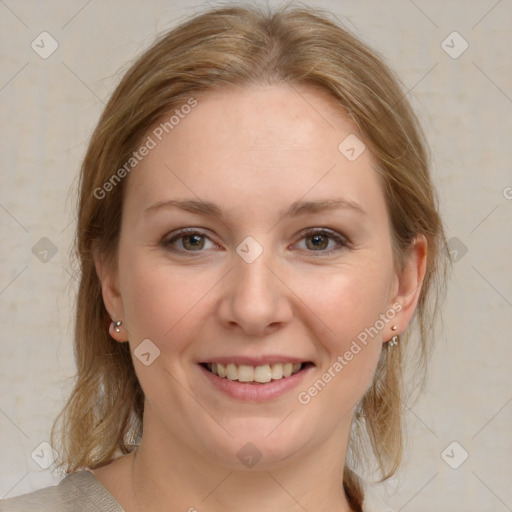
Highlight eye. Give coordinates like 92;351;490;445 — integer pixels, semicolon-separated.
162;227;349;256
294;228;349;254
163;228;218;253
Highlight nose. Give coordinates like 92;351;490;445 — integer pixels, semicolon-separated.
216;251;293;337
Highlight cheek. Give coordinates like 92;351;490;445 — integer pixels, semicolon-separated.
296;260;392;343
291;260;389;393
118;250;218;348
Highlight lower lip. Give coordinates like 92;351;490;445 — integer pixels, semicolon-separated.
198;364;313;402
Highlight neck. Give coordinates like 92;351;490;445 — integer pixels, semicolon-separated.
128;408;355;512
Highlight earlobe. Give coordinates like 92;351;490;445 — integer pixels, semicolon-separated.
108;319;127;342
93;246;128;342
387;234;428;340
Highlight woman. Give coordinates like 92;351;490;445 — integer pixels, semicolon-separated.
1;3;449;511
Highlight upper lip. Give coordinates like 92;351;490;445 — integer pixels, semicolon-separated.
199;355;313;366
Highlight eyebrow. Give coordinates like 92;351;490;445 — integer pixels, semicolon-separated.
144;198;366;219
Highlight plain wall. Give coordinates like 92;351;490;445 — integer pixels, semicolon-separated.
0;0;511;510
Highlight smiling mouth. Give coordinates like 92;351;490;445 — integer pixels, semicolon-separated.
199;362;314;383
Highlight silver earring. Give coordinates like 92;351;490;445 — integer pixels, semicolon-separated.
112;320;122;333
389;325;398;346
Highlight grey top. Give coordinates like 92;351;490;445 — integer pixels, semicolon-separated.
0;470;394;511
0;471;124;512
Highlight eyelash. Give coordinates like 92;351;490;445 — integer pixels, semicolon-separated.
162;227;350;256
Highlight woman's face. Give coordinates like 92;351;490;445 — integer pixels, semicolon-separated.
100;84;422;470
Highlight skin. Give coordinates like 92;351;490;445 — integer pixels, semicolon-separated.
92;83;427;512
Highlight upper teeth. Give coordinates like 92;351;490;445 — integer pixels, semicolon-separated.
207;362;302;382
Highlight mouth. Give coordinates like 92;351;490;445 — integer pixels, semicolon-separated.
199;361;314;384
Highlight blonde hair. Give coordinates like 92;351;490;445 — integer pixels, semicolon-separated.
51;3;450;509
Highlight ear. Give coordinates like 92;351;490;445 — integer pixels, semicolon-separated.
93;243;128;342
386;234;428;341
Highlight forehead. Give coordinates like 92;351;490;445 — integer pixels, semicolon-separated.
124;84;387;224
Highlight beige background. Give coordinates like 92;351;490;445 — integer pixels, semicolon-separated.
0;0;511;510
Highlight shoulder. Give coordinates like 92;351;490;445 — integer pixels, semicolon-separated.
0;471;124;512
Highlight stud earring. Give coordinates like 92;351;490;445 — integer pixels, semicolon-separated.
389;325;398;346
112;320;122;333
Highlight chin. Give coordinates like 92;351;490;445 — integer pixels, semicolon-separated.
195;418;309;470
